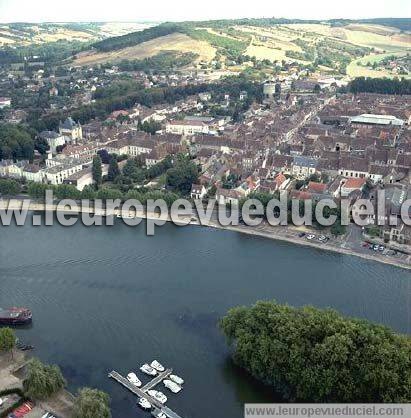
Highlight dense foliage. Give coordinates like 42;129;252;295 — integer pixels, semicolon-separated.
0;327;15;354
220;301;411;402
73;387;111;418
23;358;66;400
114;52;198;73
0;124;34;161
166;155;199;195
92;23;183;52
348;77;411;95
0;179;21;195
33;75;262;131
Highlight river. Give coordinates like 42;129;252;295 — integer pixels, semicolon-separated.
0;215;410;418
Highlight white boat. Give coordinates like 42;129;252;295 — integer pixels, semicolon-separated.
163;379;182;393
170;374;184;385
150;360;165;372
126;372;141;387
140;363;157;376
148;390;168;404
138;398;152;410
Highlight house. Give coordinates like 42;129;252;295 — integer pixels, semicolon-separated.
59;117;83;141
39;131;66;153
45;159;85;185
291;156;318;179
216;188;243;206
166;119;210;135
339;178;367;197
22;164;44;182
380;222;411;245
190;184;207;200
0;160;26;178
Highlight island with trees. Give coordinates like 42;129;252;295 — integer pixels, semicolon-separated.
220;301;411;402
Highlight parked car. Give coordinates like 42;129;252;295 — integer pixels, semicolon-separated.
379;245;385;252
306;234;316;240
298;232;306;237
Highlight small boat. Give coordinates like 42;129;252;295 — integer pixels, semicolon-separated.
138;398;152;410
169;374;184;385
0;307;32;325
163;379;182;393
126;372;141;387
140;363;157;376
150;360;165;372
148;390;167;404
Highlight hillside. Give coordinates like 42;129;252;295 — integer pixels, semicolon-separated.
71;19;410;78
0;22;153;47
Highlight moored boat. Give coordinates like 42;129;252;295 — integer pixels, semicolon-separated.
126;372;141;387
147;390;167;404
169;374;184;385
163;379;182;393
140;363;157;376
0;307;32;325
138;398;151;410
150;360;165;372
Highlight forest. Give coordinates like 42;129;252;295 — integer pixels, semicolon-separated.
220;301;411;402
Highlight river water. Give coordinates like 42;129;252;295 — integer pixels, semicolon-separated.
0;215;410;418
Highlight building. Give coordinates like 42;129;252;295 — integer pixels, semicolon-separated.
45;159;85;185
59;117;83;141
39;131;66;153
22;164;44;182
166;117;216;136
339;178;367;197
216;188;243;206
291;156;318;179
190;184;207;200
263;81;276;103
350;114;404;127
62;166;107;191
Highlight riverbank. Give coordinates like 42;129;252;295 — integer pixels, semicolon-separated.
0;351;74;418
1;198;410;271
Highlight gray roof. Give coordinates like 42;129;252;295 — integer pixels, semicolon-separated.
60;117;79;130
292;155;318;168
39;130;61;139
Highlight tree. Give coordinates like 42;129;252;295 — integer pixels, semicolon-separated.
24;358;66;400
0;124;35;161
97;149;110;164
73;387;111;418
0;327;15;357
220;301;411;403
166;155;199;195
92;156;102;188
0;179;21;195
108;156;120;182
27;182;52;200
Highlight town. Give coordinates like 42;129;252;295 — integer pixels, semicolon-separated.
0;14;410;418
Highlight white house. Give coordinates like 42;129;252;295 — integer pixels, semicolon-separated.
190;184;207;200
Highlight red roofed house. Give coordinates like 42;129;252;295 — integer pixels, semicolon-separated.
340;178;367;197
307;181;327;194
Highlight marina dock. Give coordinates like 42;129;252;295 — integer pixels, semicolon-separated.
108;370;184;418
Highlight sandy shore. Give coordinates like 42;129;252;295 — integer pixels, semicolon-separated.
1;199;410;271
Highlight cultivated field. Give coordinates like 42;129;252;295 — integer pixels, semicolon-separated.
74;33;216;66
